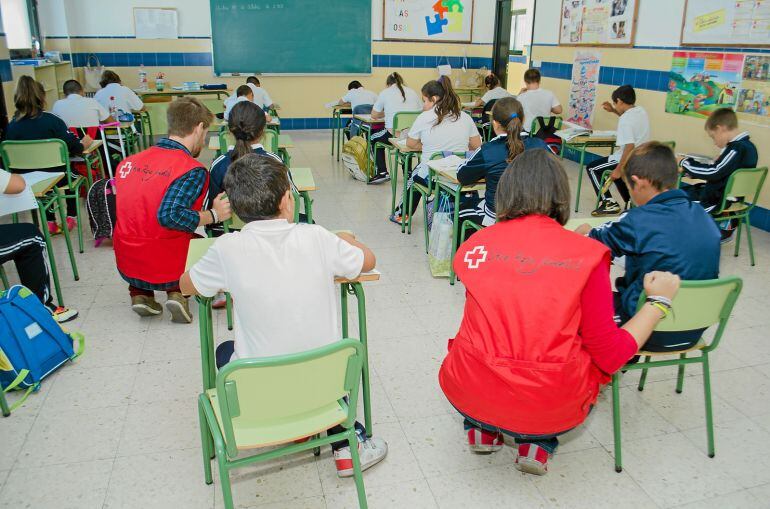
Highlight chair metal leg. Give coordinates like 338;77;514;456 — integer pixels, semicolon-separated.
348;433;369;509
340;284;349;339
744;215;755;266
0;266;9;290
702;352;715;458
637;356;652;391
198;400;213;483
0;390;10;417
38;201;64;305
351;283;372;437
734;217;743;258
612;372;623;472
449;188;461;286
216;455;234;509
676;354;686;394
55;191;79;281
225;292;233;331
422;191;430;253
575;146;587;212
75;189;84;254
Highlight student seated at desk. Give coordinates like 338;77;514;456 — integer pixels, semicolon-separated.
678;108;758;242
472;73;513;108
456;97;546;227
576;142;720;353
222;85;253;121
370;72;423;185
440;149;680;476
224;77;274;112
52;79;113;127
94;70;144;116
390;77;481;224
516;69;562;134
337;80;377;138
180;154;388;478
587;85;649;217
5;76;93;234
0;169;78;323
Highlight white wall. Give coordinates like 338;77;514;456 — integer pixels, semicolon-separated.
44;0;495;43
533;0;689;47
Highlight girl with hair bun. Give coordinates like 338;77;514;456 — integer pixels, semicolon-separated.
472;72;513;108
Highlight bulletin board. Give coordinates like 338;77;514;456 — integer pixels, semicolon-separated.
383;0;474;43
681;0;770;48
134;8;179;40
559;0;639;47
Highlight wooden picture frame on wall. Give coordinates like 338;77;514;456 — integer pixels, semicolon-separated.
558;0;639;48
382;0;475;44
680;0;770;48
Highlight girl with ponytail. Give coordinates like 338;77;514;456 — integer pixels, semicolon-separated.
473;72;513;108
389;77;481;224
455;97;548;227
369;72;423;184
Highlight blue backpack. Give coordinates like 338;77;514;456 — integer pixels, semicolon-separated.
0;286;84;413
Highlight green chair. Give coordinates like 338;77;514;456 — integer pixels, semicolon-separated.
198;339;369;509
407;153;443;251
372;112;421;214
0;265;9;289
135;110;154;149
710;167;767;266
460;219;484;243
263;129;279;153
593;141;677;211
611;277;743;473
529;115;563;138
144;102;170;137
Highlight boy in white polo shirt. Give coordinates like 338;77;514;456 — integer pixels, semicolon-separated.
180;154;387;478
52;80;113;127
517;69;562;133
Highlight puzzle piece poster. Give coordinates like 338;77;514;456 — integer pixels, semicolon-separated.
384;0;475;42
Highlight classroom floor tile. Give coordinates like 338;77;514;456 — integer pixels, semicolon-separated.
1;130;769;508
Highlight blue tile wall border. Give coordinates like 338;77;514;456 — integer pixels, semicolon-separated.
0;59;12;82
535;60;676;93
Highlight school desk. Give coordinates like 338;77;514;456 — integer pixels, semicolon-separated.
78;140;105;186
185;236;379;437
388;137;421;231
278;134;293;166
425;158;486;285
354;114;385;175
331;103;352;161
454;87;485;101
135;88;231;101
558;133;617;212
290;167;316;223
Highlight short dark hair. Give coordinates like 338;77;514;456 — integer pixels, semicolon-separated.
246;76;260;86
612;85;636;105
99;70;121;89
495;149;570;225
62;79;83;96
236;85;252;97
705;107;738;131
347;80;363;90
623;141;678;191
167;97;213;137
523;69;541;84
223;154;290;222
484;73;500;90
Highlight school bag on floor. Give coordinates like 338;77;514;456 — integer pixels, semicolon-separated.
341;136;374;183
0;286;85;412
428;194;453;278
87;178;117;247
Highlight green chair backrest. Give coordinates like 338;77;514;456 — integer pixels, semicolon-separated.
718;167;768;212
636;277;742;349
529;116;563;137
201;98;226;132
262;129;279;153
218;128;235;154
144;102;169;136
392;111;421;134
215;339;364;458
0;139;69;170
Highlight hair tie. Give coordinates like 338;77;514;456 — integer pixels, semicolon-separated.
509;113;518;119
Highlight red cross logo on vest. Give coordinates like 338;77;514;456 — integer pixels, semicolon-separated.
119;161;133;179
464;245;487;269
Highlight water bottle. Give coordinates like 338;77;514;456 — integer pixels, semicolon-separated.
138;65;148;90
109;97;118;120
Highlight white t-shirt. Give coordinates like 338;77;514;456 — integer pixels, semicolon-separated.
481;86;513;104
517;88;561;131
0;169;11;193
373;84;422;129
52;94;110;128
189;220;364;360
610;105;650;163
408;109;479;165
223;96;250;121
247;83;273;109
94;83;144;114
341;87;378;111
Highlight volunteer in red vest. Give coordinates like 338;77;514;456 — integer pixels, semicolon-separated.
439;149;680;475
113;97;231;323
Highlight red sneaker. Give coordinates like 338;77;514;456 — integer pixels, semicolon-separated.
65;216;77;231
467;427;504;453
47;221;62;235
515;443;549;475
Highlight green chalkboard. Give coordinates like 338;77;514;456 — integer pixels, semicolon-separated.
210;0;372;75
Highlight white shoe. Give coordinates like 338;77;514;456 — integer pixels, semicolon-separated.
333;436;388;478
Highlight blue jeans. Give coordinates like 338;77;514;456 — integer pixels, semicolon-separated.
461;413;561;454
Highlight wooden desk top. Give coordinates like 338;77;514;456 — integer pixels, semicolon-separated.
353;114;383;124
136;88;231;96
186;237;380;285
680;176;707;185
208;137;222;151
563;217;616;231
32;174;64;197
81;140;104;155
290;167;316;192
278;134;294;149
388;137;419;153
562;134;616;144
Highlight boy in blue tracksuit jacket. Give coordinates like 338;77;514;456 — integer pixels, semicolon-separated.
576;142;721;351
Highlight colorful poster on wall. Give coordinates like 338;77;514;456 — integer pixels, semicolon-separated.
567;51;602;128
559;0;637;46
383;0;474;43
664;52;744;118
736;55;770;126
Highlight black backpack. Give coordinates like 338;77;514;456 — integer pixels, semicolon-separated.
86;178;117;244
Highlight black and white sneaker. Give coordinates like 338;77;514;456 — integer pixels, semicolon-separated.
591;199;622;217
368;172;391;185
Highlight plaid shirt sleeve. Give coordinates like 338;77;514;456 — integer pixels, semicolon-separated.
157;168;207;233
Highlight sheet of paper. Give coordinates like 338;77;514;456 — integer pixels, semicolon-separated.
0;171;62;217
428;155;466;171
324;101;338;109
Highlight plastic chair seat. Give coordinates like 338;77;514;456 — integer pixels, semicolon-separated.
720;201;749;213
638;339;706;357
207;389;346;450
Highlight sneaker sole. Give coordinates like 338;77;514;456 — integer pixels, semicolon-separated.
336;450;388;478
469;444;503;454
54;311;79;324
165;300;192;323
591;210;621;217
132;303;162;317
515;457;547;476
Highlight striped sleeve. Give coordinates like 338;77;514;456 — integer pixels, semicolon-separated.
456;146;487;185
681;148;739;182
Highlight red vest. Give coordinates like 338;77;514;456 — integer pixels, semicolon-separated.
113;146;208;284
439;215;611;435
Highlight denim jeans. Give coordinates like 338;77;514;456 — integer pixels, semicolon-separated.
460;413;561;454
